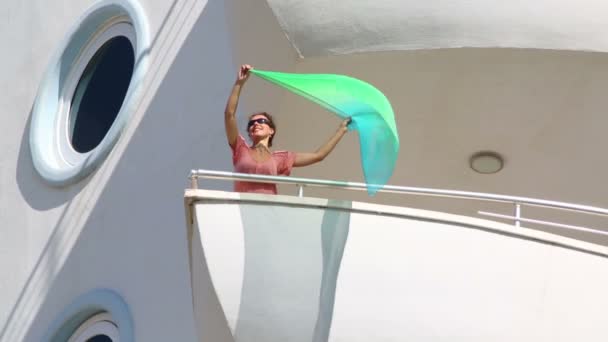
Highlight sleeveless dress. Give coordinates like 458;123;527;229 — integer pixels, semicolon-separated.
231;135;296;194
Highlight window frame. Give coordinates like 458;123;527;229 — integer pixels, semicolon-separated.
58;20;136;164
67;313;119;342
29;0;150;186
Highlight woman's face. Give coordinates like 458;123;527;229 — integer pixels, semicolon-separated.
248;114;274;141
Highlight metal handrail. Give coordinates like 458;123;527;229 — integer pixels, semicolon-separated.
189;169;608;216
188;169;608;237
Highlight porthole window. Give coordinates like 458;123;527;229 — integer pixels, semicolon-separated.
67;313;119;342
57;21;137;166
68;34;135;153
42;289;133;342
87;336;114;342
30;0;149;186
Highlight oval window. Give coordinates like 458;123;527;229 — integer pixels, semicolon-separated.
29;0;150;186
87;336;114;342
67;313;119;342
69;36;135;153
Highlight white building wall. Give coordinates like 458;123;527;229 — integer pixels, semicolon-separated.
2;0;608;340
0;0;295;340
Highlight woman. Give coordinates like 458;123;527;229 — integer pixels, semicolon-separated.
225;64;350;194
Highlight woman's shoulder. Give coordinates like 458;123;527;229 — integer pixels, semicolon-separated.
272;150;296;163
231;135;251;162
232;135;249;149
272;149;296;175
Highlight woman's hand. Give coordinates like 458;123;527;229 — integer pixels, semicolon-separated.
236;64;252;84
226;64;252;147
339;117;352;132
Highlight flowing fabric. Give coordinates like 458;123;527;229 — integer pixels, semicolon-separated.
250;69;399;195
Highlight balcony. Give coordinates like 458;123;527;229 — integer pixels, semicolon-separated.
184;170;608;342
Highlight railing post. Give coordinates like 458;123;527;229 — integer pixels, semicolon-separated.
297;184;304;198
190;172;198;189
514;203;521;228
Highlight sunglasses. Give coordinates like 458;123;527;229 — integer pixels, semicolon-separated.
247;118;270;129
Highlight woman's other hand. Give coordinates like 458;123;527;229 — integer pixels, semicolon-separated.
237;64;252;84
339;117;352;132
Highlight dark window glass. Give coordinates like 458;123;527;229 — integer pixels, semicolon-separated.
69;36;135;153
86;335;113;342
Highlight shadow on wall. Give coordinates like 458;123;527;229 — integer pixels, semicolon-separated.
314;203;351;342
15;111;86;210
0;195;86;341
236;200;351;342
190;217;237;342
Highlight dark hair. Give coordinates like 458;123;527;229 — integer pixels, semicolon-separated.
248;112;276;147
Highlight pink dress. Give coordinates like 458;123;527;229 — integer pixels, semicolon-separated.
231;135;296;194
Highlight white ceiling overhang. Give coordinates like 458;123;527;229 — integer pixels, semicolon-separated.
266;0;608;57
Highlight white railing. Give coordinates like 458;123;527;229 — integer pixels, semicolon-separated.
189;169;608;237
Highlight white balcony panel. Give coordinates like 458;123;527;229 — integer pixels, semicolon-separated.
187;190;608;342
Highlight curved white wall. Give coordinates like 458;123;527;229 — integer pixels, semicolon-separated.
189;190;608;342
267;0;608;57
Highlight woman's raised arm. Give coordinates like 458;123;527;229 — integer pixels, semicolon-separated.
225;64;252;147
294;118;351;167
